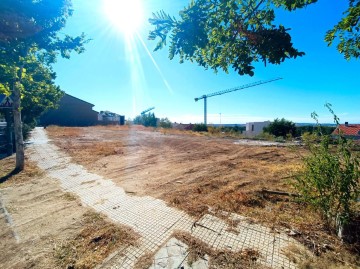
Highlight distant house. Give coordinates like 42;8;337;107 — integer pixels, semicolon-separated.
40;94;98;126
332;122;360;140
172;123;194;131
98;111;125;125
244;121;270;137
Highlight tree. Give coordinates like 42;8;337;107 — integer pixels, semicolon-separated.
0;54;64;139
21;60;64;139
159;117;172;128
0;0;87;171
263;118;296;137
325;0;360;60
192;123;208;132
149;0;359;76
133;113;158;127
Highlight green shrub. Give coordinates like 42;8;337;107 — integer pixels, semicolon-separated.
192;123;208;132
295;125;336;137
207;126;221;134
263;118;296;138
23;121;36;140
159;117;172;129
133;113;157;127
274;136;286;143
295;104;360;232
254;132;276;141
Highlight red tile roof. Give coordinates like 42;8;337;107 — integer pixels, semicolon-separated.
332;124;360;136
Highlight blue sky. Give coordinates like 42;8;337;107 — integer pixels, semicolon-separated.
53;0;360;124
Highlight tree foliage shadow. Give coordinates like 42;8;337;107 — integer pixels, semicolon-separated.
0;168;20;184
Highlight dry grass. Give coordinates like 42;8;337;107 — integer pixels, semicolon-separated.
1;152;139;269
47;126;360;267
133;252;154;269
283;244;359;269
61;192;78;202
173;231;268;269
0;156;44;188
46;126;83;138
54;211;139;269
47;126;125;164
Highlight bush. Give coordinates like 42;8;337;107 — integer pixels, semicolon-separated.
23;121;36;140
159;118;172;129
133;113;157;127
263;118;296;138
275;136;286;143
207;126;221;134
253;132;276;141
295;105;360;235
295;125;336;137
192;123;208;132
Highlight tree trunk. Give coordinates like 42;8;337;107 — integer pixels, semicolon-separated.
13;79;24;171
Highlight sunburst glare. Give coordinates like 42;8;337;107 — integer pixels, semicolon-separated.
101;0;173;116
102;0;144;35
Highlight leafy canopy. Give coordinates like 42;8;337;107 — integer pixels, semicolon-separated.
0;0;88;169
0;0;87;129
149;0;359;76
0;0;86;61
159;117;173;128
133;113;158;127
325;0;360;60
0;0;87;118
0;52;64;138
263;118;296;137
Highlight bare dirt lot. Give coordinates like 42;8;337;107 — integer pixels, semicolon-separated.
47;125;359;268
1;125;359;269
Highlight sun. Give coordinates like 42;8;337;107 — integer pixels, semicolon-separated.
102;0;144;35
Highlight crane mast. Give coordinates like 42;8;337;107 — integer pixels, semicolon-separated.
194;77;282;125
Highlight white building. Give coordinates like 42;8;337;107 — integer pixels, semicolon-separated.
245;121;270;137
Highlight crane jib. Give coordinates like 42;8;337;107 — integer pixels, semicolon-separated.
194;77;283;124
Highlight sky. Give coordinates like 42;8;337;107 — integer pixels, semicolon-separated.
53;0;360;124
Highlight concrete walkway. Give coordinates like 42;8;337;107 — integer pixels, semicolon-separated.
27;128;302;269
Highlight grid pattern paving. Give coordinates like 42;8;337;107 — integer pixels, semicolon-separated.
27;128;305;269
149;237;209;269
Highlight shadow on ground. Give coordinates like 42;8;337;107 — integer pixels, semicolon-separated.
0;168;19;184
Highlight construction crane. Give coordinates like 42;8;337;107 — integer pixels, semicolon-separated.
194;77;283;125
140;107;155;115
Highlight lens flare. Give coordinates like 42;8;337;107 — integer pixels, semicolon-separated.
102;0;144;35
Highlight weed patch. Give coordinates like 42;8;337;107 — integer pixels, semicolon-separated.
54;211;139;269
283;244;359;269
0;156;43;187
133;252;154;269
173;231;267;268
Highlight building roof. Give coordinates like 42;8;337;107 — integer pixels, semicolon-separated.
332;124;360;136
63;93;95;107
